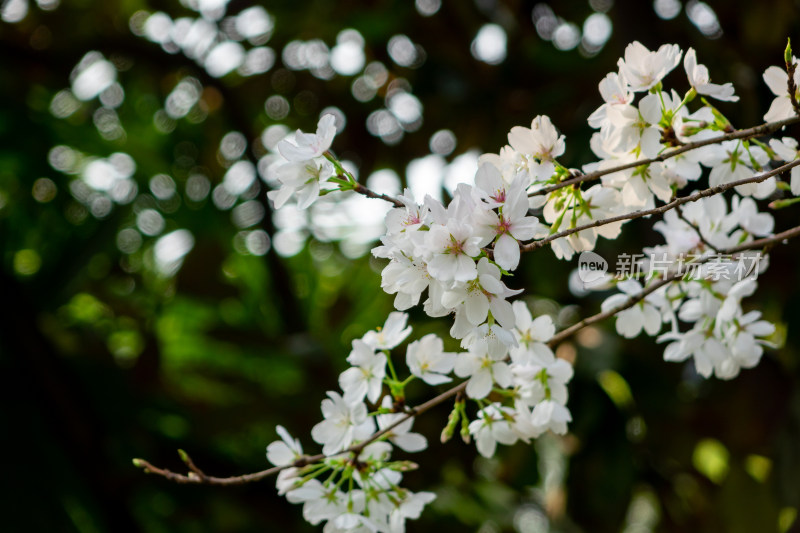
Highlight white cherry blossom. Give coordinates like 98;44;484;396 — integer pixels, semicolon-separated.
424;219;482;283
684;48;738;102
375;397;428;453
267;157;334;209
588;72;635;128
278;113;337;162
310;391;374;455
362;312;413;350
507;115;565;181
468;404;519;457
339;340;387;404
266;425;304;467
763;63;800;122
258;39;797;533
769;137;800;195
601;279;665;338
617;41;681;92
509;302;556;364
441;258;521;329
405;333;457;385
454;345;512;399
531;400;572;435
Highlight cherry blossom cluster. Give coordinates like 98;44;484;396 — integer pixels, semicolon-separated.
266;313;434;532
257;40;800;530
267;306;574;531
597;194;776;379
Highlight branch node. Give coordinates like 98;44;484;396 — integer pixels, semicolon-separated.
178;449;207;479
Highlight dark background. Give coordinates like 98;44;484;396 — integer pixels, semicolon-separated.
2;0;800;531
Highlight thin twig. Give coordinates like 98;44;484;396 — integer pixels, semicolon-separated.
352;183;404;208
676;206;719;253
134;382;467;486
520;158;800;252
528;115;800;198
133;455;290;486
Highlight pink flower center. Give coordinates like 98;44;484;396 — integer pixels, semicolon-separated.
404;214;421;226
496;216;512;235
491;188;506;203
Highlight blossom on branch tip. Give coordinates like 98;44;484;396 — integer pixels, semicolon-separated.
266;425;304;467
277;113;337;162
250;38;800;533
267;157;334;209
362;312;413;350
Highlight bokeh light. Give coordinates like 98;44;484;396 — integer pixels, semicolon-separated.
471;23;507;65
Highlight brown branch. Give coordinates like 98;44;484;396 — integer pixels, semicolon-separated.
725;224;800;254
134;381;467;485
352;183;405;208
520;158;800;252
529;115;800;198
545;223;800;348
133;455;289;486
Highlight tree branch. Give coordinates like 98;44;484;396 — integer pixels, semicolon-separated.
133;382;467;485
529;115;800;198
352;183;404;208
521;158;800;252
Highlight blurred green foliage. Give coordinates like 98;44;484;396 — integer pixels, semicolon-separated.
2;0;800;532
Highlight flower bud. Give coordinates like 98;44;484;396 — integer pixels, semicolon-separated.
440;404;461;443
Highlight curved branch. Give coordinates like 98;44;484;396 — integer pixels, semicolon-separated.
521;158;800;252
529;115;800;198
134;382;467;485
